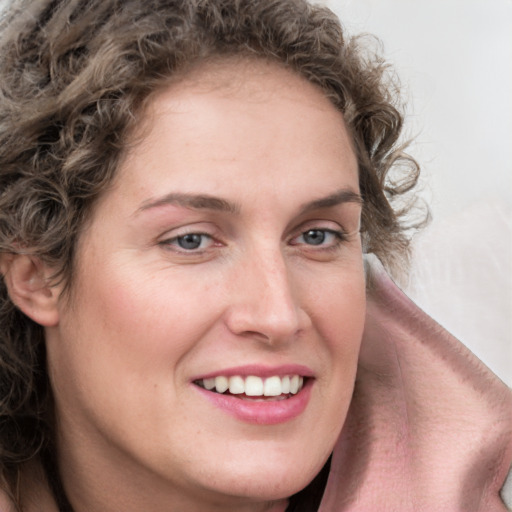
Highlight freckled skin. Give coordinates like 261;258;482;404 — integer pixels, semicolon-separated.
45;60;366;512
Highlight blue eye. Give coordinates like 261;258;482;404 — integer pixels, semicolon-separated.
302;229;328;245
295;229;341;247
164;233;213;251
177;234;204;250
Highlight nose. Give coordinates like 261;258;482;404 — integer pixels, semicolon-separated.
223;248;311;345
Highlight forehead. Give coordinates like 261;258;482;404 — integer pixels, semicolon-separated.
133;56;355;155
103;58;359;215
151;57;339;111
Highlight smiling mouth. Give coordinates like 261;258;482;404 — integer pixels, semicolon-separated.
194;375;306;401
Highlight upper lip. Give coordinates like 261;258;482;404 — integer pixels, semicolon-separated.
191;364;315;381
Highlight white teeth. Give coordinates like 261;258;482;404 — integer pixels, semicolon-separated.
289;375;300;394
263;376;282;397
228;376;245;394
281;375;290;394
245;376;264;396
203;378;216;390
200;374;305;397
214;376;229;393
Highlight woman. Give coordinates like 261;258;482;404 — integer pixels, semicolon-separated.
0;0;510;511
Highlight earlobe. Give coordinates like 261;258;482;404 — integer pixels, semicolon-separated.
0;253;60;327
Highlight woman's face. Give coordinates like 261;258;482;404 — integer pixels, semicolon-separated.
46;60;366;511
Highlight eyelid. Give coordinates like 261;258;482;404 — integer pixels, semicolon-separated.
163;232;214;250
290;228;344;244
289;218;347;237
157;223;223;253
288;220;348;248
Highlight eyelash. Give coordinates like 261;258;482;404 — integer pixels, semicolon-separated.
290;228;346;250
160;232;216;252
160;227;347;254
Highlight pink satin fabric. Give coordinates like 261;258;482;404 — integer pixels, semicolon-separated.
319;257;512;511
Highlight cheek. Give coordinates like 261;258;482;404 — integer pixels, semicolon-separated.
332;282;366;359
82;282;211;382
47;264;225;452
308;265;366;353
312;266;366;407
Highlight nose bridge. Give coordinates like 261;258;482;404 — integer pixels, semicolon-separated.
226;242;306;342
257;247;295;314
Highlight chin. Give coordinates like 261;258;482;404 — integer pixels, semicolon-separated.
195;448;327;503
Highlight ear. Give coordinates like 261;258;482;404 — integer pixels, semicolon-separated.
0;253;61;327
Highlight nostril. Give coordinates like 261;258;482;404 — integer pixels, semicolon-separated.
223;294;310;343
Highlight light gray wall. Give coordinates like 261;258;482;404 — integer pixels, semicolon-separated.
326;0;512;220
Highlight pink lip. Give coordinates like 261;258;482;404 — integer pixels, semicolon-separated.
192;364;315;381
192;378;313;426
191;364;315;425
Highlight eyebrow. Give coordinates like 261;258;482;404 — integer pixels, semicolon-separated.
299;189;363;213
137;193;240;215
136;188;362;216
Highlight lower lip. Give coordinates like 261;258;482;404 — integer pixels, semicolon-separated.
193;380;313;425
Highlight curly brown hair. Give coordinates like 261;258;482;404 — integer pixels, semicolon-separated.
0;0;421;507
